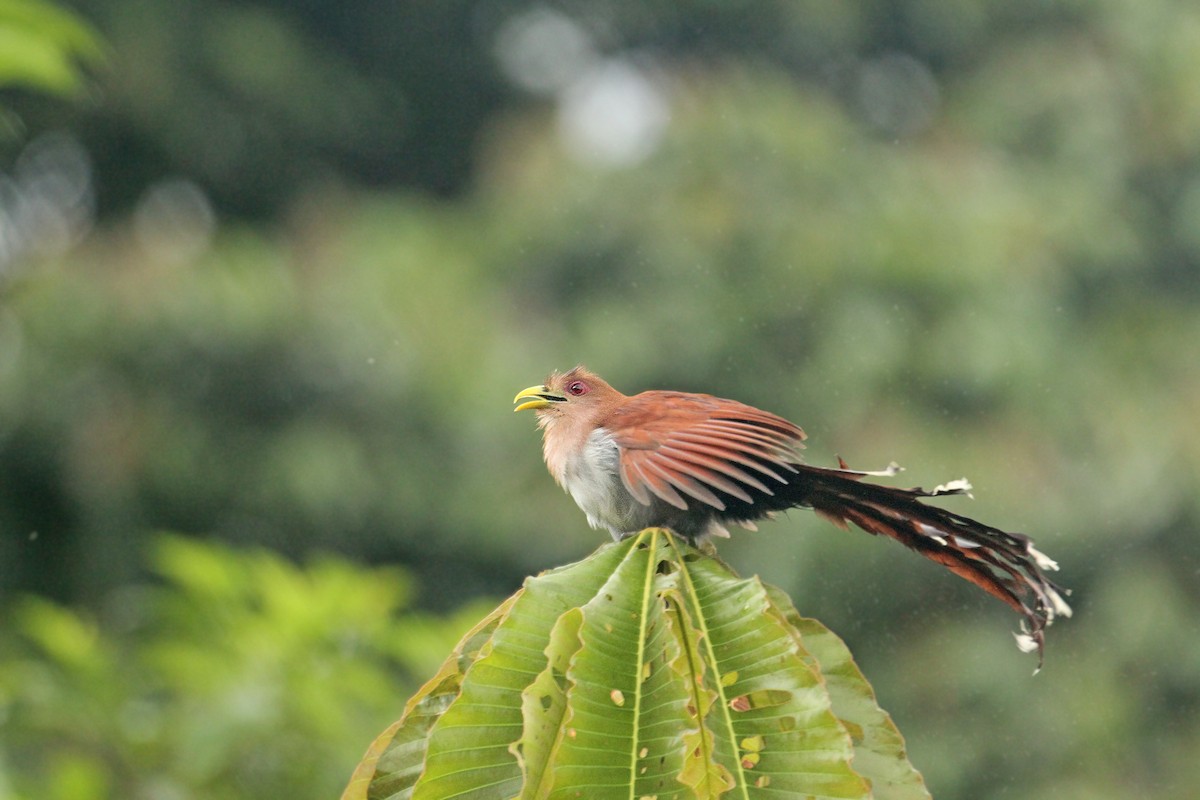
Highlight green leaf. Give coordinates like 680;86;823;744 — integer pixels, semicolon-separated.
544;530;695;798
341;595;517;800
0;0;105;95
668;537;868;799
347;530;926;799
664;583;735;796
514;607;583;799
764;585;932;800
410;542;629;799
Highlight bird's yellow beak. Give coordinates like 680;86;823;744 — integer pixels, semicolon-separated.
514;385;564;412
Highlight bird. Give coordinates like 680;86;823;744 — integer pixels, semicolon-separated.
514;365;1071;663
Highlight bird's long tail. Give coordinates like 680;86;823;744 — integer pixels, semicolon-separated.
789;460;1071;667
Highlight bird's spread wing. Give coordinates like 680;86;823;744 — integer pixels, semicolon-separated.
604;391;807;512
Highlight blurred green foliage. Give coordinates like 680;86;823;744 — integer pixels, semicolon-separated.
0;534;486;799
0;0;1198;799
0;0;101;98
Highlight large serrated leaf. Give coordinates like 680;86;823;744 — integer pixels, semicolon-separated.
341;593;518;800
661;584;735;796
666;536;870;799
346;530;926;800
764;585;932;800
546;530;695;799
514;607;582;799
411;543;630;799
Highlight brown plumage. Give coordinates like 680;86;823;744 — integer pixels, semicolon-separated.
515;366;1071;665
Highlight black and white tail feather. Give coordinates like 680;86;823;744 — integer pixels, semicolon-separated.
785;460;1071;670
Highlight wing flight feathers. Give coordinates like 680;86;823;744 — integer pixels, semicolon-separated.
609;392;807;511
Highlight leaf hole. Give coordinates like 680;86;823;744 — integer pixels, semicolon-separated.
747;688;791;709
655;559;675;575
740;734;765;753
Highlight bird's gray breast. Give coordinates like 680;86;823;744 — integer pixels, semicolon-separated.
561;428;645;536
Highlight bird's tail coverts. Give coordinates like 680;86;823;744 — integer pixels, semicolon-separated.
792;461;1072;669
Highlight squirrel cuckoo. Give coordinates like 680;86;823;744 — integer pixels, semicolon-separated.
515;366;1071;663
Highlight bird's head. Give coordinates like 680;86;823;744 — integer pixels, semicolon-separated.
513;366;621;423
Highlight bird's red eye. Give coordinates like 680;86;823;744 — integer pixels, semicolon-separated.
567;380;589;396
